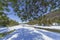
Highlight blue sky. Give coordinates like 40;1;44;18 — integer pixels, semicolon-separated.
4;6;22;23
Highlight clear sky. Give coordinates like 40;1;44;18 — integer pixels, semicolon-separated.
4;6;22;23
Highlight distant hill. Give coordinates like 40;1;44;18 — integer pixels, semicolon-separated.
28;9;60;26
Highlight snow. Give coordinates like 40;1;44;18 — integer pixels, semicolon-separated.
7;25;23;31
34;26;60;30
7;24;60;31
40;32;53;40
7;33;18;40
0;24;60;40
0;27;8;33
7;24;54;40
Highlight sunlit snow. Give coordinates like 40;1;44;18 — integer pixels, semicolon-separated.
0;24;60;40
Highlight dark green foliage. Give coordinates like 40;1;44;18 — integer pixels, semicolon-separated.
0;30;15;38
0;12;19;27
0;12;8;26
28;9;60;26
0;0;60;21
39;28;60;33
7;19;19;27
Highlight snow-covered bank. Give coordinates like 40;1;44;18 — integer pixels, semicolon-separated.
34;26;60;30
38;29;60;40
0;27;8;33
0;24;60;33
7;33;18;40
23;24;60;30
0;24;60;40
4;25;53;40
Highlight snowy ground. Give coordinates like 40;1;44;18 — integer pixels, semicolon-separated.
34;26;60;30
26;24;60;30
0;24;60;40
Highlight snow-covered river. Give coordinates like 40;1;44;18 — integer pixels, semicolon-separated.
0;24;60;40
